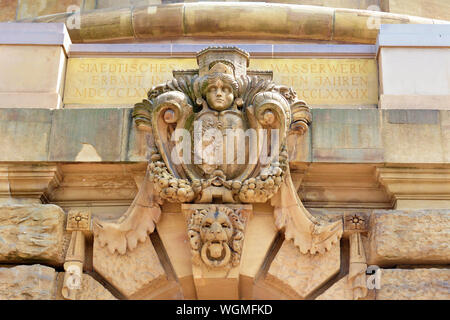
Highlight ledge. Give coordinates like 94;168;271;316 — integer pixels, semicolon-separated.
0;22;71;55
68;43;377;58
0;108;448;165
18;3;450;45
377;24;450;48
376;24;450;58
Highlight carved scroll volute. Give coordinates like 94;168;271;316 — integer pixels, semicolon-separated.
251;92;289;162
290;100;312;135
152;91;193;180
132;99;153;132
253;92;290;141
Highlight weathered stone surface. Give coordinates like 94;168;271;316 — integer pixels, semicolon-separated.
125;108;148;162
93;237;169;299
0;109;52;161
377;268;450;300
388;0;450;21
382;110;445;163
48;109;125;161
316;275;376;300
0;204;66;265
312;109;383;163
0;264;57;300
16;0;83;20
368;210;450;266
0;0;17;22
441;110;450;163
56;272;116;300
0;45;66;109
265;239;340;299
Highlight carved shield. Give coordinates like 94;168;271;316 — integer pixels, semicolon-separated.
190;109;249;180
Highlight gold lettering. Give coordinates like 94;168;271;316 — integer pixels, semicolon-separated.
340;64;348;74
74;88;86;97
360;76;368;86
319;64;325;74
328;64;339;73
359;62;368;74
139;64;148;72
91;76;99;86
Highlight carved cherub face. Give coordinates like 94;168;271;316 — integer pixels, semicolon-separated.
205;78;234;111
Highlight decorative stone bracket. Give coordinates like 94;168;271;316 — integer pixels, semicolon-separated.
62;209;92;300
344;212;369;300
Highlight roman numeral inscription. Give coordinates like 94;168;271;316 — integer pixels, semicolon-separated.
64;58;377;106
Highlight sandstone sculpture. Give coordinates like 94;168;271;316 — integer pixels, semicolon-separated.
187;206;245;268
92;46;343;296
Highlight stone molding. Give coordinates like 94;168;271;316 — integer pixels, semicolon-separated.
376;24;450;54
380;95;450;110
0;22;71;56
0;165;62;203
377;167;450;202
14;4;449;45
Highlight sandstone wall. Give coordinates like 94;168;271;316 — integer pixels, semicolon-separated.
0;203;448;299
0;22;448;300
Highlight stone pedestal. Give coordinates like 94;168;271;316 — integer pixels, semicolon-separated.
0;23;70;109
377;25;450;110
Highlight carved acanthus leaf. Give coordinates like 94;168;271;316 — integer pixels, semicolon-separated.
271;169;343;255
148;76;197;106
93;174;162;255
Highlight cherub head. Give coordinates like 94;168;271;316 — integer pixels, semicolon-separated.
199;62;239;111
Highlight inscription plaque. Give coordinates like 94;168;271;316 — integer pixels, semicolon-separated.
64;58;377;106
